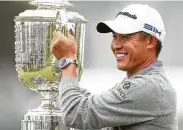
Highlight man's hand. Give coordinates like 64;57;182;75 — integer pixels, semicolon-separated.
50;31;77;59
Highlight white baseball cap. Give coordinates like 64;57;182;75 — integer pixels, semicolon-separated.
97;4;166;43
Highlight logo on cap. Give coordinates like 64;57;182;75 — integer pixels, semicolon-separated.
116;12;137;20
143;23;161;36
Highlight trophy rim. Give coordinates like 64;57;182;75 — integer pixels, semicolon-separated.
29;1;74;8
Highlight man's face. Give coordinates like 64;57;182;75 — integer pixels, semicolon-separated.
111;32;150;73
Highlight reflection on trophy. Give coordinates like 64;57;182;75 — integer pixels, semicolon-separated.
14;0;87;129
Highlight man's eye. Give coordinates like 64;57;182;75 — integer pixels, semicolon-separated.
121;35;130;39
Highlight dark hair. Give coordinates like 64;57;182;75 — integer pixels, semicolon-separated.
139;31;162;58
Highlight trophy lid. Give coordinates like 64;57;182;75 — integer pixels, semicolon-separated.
29;0;74;8
68;12;88;23
14;9;58;22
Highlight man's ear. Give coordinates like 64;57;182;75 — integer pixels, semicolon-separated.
147;36;158;50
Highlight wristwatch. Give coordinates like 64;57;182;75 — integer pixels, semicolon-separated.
58;57;78;69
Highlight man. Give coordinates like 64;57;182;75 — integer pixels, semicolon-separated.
51;4;178;130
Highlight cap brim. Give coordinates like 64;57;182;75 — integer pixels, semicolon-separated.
97;19;142;34
96;21;114;33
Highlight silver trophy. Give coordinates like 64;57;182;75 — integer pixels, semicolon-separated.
14;0;88;130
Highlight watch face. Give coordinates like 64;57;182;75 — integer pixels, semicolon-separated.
60;58;67;67
59;57;77;69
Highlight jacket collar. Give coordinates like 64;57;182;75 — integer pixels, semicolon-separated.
128;61;163;79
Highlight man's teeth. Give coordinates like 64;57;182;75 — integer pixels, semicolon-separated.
116;54;127;58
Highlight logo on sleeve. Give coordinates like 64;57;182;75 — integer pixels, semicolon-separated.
117;88;126;99
115;82;131;99
123;82;131;90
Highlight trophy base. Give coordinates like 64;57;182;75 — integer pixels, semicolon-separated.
21;109;68;130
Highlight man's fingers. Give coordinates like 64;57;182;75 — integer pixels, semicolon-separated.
53;30;65;40
67;31;75;41
53;30;75;41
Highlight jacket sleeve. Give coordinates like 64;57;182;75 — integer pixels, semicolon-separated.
59;76;161;129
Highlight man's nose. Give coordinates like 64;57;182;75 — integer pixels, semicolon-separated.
112;39;124;50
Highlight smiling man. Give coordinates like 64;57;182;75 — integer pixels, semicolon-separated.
51;4;178;130
110;31;160;77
